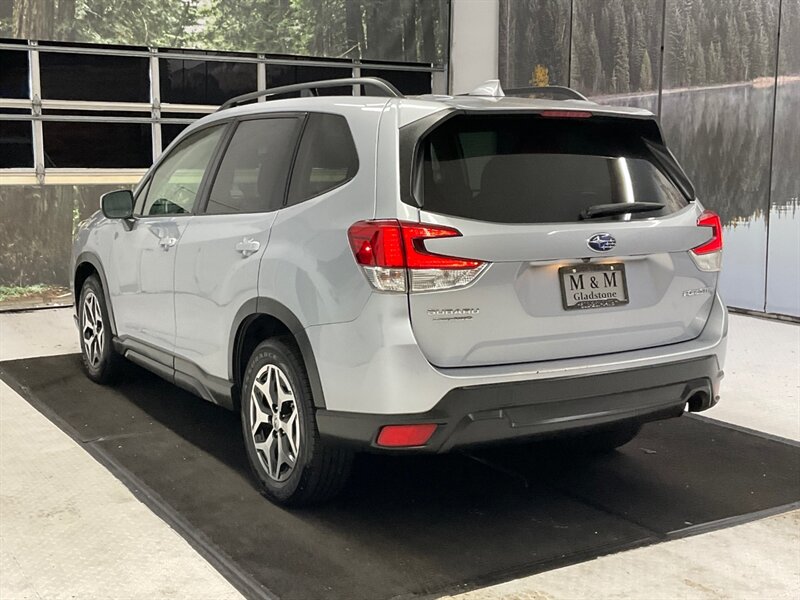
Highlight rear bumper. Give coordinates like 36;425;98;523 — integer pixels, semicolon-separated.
308;292;728;415
317;355;722;453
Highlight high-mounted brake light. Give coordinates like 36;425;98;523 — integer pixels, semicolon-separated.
540;110;593;119
347;220;488;293
376;424;437;447
690;210;723;272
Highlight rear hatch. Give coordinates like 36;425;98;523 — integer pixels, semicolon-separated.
402;110;721;368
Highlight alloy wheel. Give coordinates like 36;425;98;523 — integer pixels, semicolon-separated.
81;291;105;367
250;364;301;482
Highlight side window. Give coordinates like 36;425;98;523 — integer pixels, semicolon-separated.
206;117;301;214
287;113;358;206
141;125;224;216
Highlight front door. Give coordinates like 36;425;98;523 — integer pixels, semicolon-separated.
109;124;226;354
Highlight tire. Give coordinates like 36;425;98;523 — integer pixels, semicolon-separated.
241;337;353;506
78;274;123;384
571;422;642;454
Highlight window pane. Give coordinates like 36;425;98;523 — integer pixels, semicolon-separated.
161;123;191;151
0;50;30;99
143;125;224;216
267;64;353;97
160;59;257;105
40;52;149;102
0;121;33;167
160;113;203;151
207;118;300;214
288;113;359;205
418;114;688;224
43;122;152;168
361;69;431;95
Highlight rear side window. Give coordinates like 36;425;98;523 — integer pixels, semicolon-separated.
417;114;689;224
287;113;358;206
206;117;301;214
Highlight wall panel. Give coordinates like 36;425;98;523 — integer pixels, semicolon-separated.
765;2;800;316
660;0;779;312
0;185;129;287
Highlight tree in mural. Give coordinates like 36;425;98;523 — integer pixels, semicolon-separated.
639;48;653;89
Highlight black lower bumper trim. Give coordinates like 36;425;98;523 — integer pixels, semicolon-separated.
316;356;723;452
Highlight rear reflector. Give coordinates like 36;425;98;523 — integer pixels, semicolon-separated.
690;210;723;272
348;220;487;293
540;110;593;119
376;424;438;447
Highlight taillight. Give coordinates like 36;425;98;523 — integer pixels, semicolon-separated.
690;210;723;272
347;220;488;293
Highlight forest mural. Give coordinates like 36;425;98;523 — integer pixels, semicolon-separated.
500;0;799;315
0;0;449;65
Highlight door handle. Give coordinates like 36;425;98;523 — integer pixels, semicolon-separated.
235;238;261;258
159;237;177;250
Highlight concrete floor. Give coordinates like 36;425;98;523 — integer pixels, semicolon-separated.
1;308;241;599
1;308;798;599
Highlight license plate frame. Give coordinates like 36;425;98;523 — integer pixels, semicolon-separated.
558;263;629;311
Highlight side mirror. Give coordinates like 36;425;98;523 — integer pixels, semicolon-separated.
101;189;134;220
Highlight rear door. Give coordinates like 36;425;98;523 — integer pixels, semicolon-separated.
173;115;303;380
405;112;719;368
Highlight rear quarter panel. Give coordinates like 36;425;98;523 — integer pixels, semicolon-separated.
258;102;386;328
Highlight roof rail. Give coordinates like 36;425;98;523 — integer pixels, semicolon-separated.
218;77;403;111
504;86;589;101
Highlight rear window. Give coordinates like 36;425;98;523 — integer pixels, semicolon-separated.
416;114;689;224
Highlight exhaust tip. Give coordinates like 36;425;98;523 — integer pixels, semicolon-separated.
687;390;711;412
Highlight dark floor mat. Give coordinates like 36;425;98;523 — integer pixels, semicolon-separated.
2;354;799;600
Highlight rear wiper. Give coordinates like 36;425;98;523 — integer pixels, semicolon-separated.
580;202;664;220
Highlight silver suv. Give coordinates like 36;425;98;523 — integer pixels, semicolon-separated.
72;78;727;505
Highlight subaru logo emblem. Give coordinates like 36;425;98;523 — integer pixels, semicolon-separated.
587;233;616;252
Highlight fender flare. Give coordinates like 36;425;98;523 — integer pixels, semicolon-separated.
229;297;327;409
74;252;118;336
